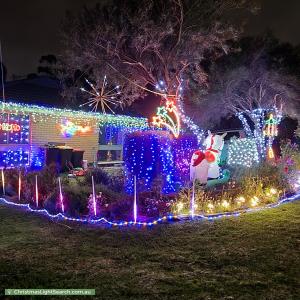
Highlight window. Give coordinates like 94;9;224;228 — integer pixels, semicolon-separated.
0;113;30;144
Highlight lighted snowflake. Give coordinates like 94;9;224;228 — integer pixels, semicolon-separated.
80;76;122;114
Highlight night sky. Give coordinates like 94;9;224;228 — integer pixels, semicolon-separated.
0;0;299;79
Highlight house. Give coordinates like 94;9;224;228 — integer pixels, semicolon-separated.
0;77;148;169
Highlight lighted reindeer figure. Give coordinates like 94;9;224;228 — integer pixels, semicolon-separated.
190;131;227;184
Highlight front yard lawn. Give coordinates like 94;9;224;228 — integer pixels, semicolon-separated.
0;200;299;299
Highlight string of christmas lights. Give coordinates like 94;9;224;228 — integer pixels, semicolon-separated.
237;107;283;160
177;99;204;146
80;76;122;114
0;192;298;227
228;137;259;167
154;80;204;146
0;101;148;129
124;131;197;194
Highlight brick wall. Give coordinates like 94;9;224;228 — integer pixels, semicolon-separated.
31;116;99;162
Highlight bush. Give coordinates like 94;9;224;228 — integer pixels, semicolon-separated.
85;168;110;186
280;141;300;172
173;162;287;215
239;162;288;193
62;184;91;216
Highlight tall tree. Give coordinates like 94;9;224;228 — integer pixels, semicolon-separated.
61;0;259;137
38;54;60;78
198;36;300;158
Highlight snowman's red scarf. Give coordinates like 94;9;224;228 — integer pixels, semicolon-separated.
192;135;221;167
192;150;205;166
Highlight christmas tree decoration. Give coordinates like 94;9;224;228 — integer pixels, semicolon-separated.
263;113;278;137
264;113;279;159
80;76;122;114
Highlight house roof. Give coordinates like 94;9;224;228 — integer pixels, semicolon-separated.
0;76;149;128
0;101;148;129
0;76;63;107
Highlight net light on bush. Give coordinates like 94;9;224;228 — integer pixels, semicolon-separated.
228;138;259;167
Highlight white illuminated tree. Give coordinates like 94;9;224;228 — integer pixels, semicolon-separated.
212;64;299;158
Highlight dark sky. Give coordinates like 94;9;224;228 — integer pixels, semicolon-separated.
0;0;299;79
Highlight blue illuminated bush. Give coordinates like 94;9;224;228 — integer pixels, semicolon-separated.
124;131;198;194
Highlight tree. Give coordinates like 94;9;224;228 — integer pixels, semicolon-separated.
200;40;300;158
38;54;60;78
61;0;259;137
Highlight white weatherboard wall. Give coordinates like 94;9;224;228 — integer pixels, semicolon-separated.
31;116;99;162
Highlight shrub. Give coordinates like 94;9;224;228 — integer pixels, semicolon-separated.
85;168;110;186
62;184;90;216
280;141;300;172
173;162;286;215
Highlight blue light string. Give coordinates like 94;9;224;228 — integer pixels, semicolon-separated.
0;192;299;228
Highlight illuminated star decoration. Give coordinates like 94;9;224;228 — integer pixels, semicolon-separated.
152;97;181;138
80;76;122;114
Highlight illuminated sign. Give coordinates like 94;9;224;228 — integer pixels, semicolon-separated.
60;120;91;138
0;122;21;132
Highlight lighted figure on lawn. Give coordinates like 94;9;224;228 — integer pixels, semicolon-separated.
190;131;227;184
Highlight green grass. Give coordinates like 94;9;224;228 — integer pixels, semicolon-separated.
0;201;299;300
